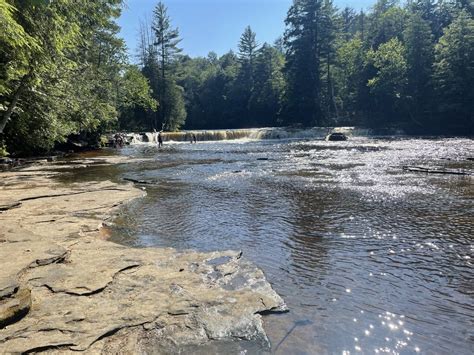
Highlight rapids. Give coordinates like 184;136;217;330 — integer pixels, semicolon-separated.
61;133;473;354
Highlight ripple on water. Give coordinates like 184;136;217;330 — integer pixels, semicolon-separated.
104;137;474;354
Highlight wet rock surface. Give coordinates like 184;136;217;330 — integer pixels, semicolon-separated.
0;157;286;353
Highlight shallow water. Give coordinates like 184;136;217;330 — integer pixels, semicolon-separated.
70;137;473;354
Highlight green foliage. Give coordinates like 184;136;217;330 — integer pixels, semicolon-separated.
366;38;408;124
249;44;285;126
1;0;473;154
0;0;156;155
403;12;434;124
140;1;186;131
367;38;408;97
433;10;474;130
281;0;334;126
161;78;186;131
148;0;472;133
0;140;8;157
119;66;157;111
334;36;368;119
368;1;408;47
0;0;37;96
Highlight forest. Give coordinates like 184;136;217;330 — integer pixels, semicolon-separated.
1;0;473;156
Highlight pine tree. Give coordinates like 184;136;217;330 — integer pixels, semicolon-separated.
238;26;259;71
282;0;323;126
433;10;474;131
235;26;259;125
403;12;434;126
320;0;338;120
152;1;185;130
249;44;285;126
368;0;408;48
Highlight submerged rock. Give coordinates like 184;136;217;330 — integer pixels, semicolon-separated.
0;157;286;353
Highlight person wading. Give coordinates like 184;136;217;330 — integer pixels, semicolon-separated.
158;132;163;148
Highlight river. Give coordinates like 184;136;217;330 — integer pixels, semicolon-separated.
66;135;473;354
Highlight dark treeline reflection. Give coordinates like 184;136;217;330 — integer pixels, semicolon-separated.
123;0;474;135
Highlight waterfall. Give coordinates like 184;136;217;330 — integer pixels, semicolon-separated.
125;132;158;144
122;127;398;145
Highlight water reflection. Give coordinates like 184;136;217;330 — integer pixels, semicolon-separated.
62;137;473;354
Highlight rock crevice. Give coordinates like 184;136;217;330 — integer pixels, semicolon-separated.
0;157;286;353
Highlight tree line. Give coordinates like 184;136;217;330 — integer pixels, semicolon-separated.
0;0;156;155
1;0;473;155
126;0;473;134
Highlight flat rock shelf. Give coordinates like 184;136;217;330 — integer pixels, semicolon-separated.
0;157;286;354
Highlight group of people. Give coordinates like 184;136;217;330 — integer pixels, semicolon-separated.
114;131;198;149
113;133;125;148
157;132;198;148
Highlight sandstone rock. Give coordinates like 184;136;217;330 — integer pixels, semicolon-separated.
0;288;31;329
0;156;286;353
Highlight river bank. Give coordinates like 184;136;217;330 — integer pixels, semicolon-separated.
0;155;286;353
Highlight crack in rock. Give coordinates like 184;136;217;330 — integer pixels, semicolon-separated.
23;343;76;354
0;162;287;354
42;264;141;297
0;202;22;212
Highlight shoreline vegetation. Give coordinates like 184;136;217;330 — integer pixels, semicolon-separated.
0;156;287;353
1;0;473;158
0;0;472;351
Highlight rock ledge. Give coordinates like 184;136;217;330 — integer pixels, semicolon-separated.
0;157;286;353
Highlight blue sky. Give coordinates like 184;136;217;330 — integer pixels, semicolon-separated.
118;0;376;60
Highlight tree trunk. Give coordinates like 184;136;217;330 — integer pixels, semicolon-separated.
0;74;30;134
160;40;166;130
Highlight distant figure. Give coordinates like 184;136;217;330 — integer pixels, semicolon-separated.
158;132;163;148
193;134;197;144
114;133;124;148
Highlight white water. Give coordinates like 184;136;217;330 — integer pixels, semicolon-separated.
123;127;397;145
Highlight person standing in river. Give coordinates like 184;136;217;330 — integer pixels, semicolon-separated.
158;132;163;148
193;134;197;144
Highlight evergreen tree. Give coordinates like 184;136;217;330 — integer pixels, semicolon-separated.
236;26;260;126
368;0;408;47
249;44;285;126
282;0;324;126
403;12;434;126
320;0;339;121
433;10;474;131
151;1;186;130
281;0;338;126
238;26;259;75
340;7;358;40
